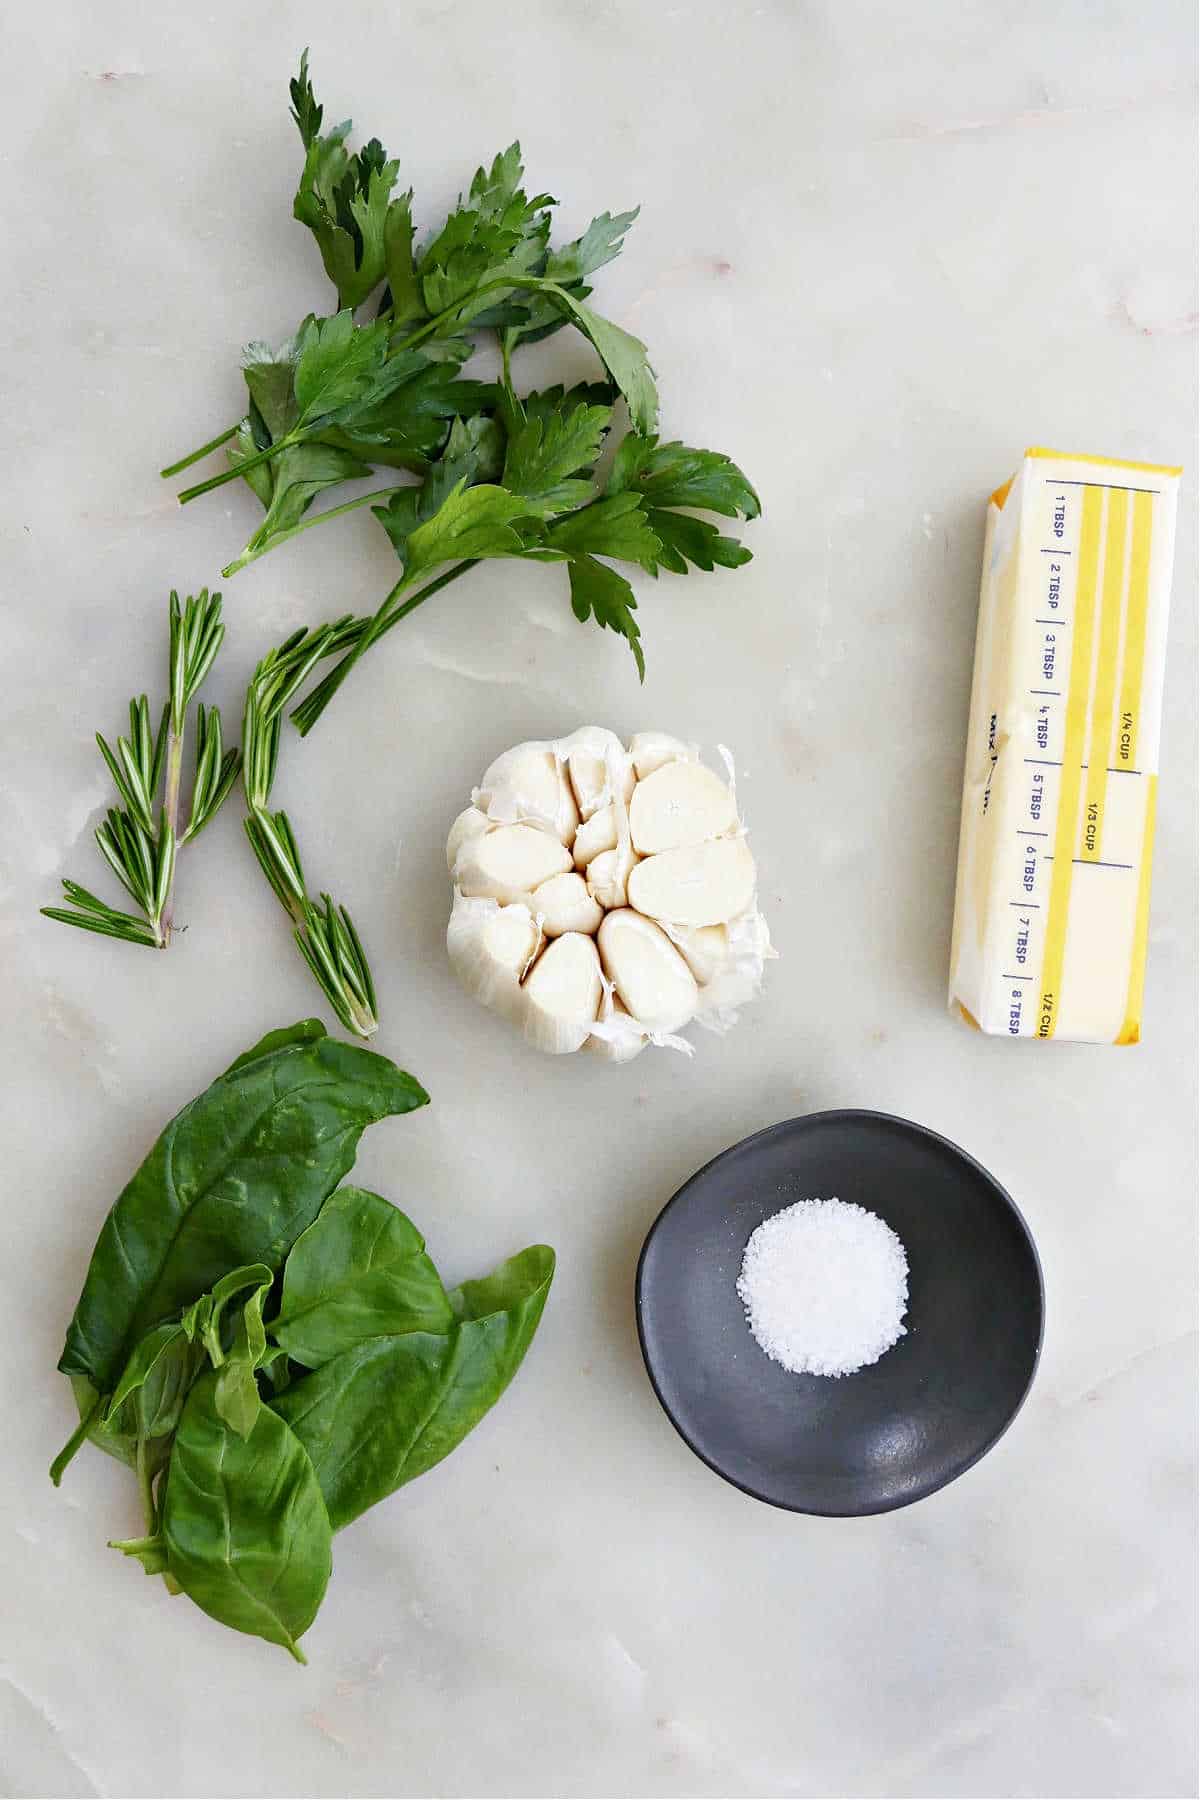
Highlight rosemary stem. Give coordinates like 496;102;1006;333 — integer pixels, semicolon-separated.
158;729;185;946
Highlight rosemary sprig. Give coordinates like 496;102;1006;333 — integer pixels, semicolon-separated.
242;622;380;1037
42;591;240;949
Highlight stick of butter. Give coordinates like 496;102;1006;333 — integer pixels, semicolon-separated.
949;448;1181;1043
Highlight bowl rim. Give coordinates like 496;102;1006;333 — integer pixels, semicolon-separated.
634;1107;1046;1517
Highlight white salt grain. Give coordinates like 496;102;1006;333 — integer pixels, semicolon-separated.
736;1197;909;1377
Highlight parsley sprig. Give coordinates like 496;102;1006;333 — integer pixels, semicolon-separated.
164;54;759;700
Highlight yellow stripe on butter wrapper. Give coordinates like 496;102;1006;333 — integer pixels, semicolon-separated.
1117;490;1154;774
1116;777;1158;1045
1079;490;1128;863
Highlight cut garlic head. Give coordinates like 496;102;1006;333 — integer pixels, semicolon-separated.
445;729;772;1060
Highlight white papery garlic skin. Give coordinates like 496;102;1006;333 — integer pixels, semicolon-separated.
445;729;772;1060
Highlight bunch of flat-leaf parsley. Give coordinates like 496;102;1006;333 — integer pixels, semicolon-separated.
165;53;761;721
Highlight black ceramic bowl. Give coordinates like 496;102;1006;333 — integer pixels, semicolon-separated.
636;1111;1044;1515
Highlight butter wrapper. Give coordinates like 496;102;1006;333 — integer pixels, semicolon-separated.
949;449;1181;1042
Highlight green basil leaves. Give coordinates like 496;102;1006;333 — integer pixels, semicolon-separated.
273;1244;554;1529
58;1018;427;1399
51;1021;553;1661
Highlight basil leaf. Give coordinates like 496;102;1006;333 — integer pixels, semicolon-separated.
272;1187;453;1367
163;1373;331;1662
213;1282;270;1440
105;1322;186;1422
273;1245;553;1529
222;1016;325;1075
58;1021;428;1400
196;1264;274;1366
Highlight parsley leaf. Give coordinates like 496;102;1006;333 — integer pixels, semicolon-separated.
507;208;640;346
505;281;657;433
288;55;413;311
292;313;393;430
322;354;497;474
641;510;753;574
544;493;661;572
520;382;616;423
548;209;640;287
418;144;554;326
241;326;310;441
607;434;760;518
298;147;407;313
564;557;644;680
288;49;323;150
501;397;612;517
372;416;504;560
228;420;275;508
243;442;373;552
605;434;760;572
402;484;541;583
383;194;424;328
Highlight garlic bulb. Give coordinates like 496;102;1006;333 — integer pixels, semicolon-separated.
445;729;773;1060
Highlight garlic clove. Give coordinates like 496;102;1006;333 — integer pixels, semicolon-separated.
572;803;618;870
628;731;695;781
445;805;491;874
528;871;604;937
627;837;757;926
628;759;739;855
661;921;732;985
597;908;698;1034
521;931;603;1054
693;909;774;1022
587;995;648;1064
447;895;542;1026
475;741;579;843
556;726;635;821
455;823;573;903
586;842;639;911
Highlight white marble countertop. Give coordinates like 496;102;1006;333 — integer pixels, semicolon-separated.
2;3;1196;1796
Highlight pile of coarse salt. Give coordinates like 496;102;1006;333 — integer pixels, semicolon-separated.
736;1197;909;1377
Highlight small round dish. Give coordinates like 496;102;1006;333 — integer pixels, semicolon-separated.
635;1111;1043;1515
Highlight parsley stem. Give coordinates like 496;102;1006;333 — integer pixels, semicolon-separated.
221;486;401;579
177;435;295;504
290;561;476;736
160;425;239;479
